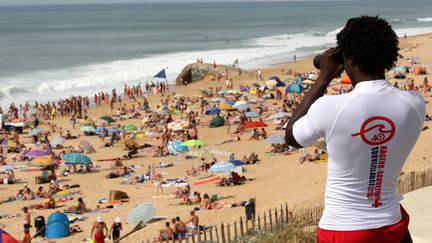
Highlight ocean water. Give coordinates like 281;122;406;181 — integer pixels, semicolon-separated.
1;0;432;107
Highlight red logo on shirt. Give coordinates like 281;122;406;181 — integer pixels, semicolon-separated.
351;116;396;145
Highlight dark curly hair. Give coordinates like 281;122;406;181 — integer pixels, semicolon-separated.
337;16;399;76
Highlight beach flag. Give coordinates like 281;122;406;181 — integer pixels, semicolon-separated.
154;69;167;79
239;85;248;92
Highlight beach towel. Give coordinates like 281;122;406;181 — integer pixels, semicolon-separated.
192;176;221;186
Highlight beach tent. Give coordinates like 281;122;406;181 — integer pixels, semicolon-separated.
0;229;19;243
285;83;303;94
154;69;167;79
45;213;69;239
209;116;225;128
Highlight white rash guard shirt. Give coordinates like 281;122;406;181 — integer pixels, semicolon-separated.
293;79;425;231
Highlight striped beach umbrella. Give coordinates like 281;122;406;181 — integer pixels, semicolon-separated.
265;112;291;121
32;156;56;167
127;203;157;225
168;120;189;131
62;153;92;165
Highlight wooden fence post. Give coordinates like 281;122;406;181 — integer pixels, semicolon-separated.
245;218;249;235
221;223;226;243
269;209;273;230
285;203;289;223
257;215;261;231
215;225;220;243
239;217;244;236
234;221;238;240
274;207;278;227
227;223;231;243
209;225;214;242
263;212;267;231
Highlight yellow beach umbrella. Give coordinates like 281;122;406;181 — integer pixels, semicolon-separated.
219;103;233;110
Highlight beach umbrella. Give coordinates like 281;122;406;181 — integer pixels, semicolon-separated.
80;120;94;126
246;111;260;118
210;97;225;103
340;75;351;85
0;229;19;243
188;149;216;159
127;203;157;225
264;134;286;144
99;116;114;124
168;120;189;131
32;156;56;167
223;100;235;106
205;107;221;115
79;140;96;153
209;116;225;128
181;139;205;147
1;165;15;171
239;85;249;92
123;124;138;132
234;103;250;111
265;112;291;121
219;103;233;110
243;121;267;128
108;128;121;133
228;159;246;166
25;150;49;158
1;140;16;147
28;128;43;137
62;153;92;165
80;126;95;133
208;161;237;173
285;83;303;94
50;137;66;146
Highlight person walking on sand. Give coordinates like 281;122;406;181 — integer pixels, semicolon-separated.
91;216;108;243
285;16;425;243
22;207;31;234
109;217;123;241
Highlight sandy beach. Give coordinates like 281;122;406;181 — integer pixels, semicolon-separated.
0;32;431;243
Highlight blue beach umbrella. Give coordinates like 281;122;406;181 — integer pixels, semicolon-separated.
61;153;92;165
205;107;221;115
228;160;246;166
108;128;121;133
208;161;237;173
28;128;43;137
245;111;260;118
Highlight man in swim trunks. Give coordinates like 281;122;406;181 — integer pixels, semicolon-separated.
90;216;108;243
285;16;425;243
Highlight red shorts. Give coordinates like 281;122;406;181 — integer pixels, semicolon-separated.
317;205;410;243
93;233;105;243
